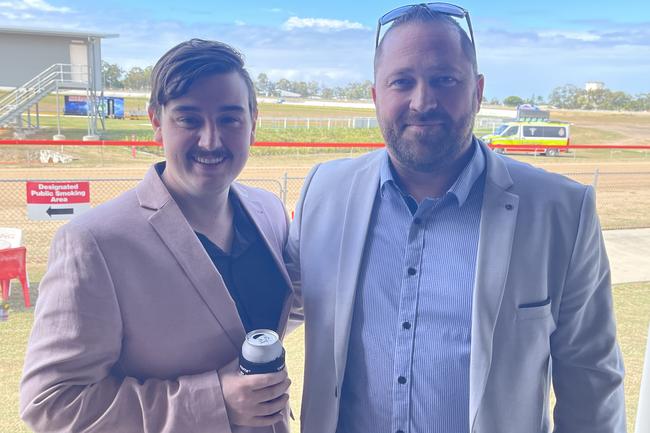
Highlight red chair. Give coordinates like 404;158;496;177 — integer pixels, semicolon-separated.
0;246;30;307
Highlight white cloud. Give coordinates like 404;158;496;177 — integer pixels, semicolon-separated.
0;0;70;13
282;16;368;32
234;20;246;26
260;67;367;84
538;30;601;42
0;11;35;19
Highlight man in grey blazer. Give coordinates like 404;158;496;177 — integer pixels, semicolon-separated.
286;4;625;433
21;39;296;433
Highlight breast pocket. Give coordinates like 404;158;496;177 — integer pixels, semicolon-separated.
516;297;552;320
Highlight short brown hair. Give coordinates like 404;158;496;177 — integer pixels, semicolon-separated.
149;38;257;118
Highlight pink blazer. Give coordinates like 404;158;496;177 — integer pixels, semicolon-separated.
20;163;296;433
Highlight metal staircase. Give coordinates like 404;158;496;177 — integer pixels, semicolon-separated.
0;64;89;128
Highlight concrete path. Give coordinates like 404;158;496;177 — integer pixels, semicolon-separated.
603;228;650;284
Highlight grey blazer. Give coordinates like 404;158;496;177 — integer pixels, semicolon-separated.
286;141;625;433
21;163;295;433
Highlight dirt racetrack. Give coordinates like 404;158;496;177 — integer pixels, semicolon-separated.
1;149;649;280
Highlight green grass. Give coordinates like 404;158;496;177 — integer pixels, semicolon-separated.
2;99;649;150
1;282;648;432
613;282;650;431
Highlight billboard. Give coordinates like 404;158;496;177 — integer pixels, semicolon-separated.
64;95;125;119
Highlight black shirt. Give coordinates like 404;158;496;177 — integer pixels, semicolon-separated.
195;195;288;333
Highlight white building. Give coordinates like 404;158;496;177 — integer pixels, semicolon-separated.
0;27;117;137
585;81;605;91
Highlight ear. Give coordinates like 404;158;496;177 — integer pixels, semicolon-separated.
249;110;258;146
475;74;485;113
148;106;163;144
371;85;377;104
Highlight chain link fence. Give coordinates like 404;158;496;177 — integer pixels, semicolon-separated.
256;117;378;129
1;170;649;282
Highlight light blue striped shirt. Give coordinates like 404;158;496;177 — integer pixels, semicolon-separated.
337;141;486;433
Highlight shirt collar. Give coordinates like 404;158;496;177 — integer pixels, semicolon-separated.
379;137;486;207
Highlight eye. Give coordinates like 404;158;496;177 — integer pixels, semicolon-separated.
220;115;243;126
433;76;460;87
389;77;414;89
176;116;201;127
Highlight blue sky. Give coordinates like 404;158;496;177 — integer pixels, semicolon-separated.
1;0;649;99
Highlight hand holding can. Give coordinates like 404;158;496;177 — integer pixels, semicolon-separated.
218;339;290;428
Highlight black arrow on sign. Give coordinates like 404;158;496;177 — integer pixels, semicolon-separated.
46;207;74;217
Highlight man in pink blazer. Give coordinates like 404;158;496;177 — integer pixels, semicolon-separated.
21;39;298;433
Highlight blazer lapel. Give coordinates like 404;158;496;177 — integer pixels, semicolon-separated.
136;164;246;350
232;184;294;338
334;155;382;383
469;144;519;431
233;184;293;295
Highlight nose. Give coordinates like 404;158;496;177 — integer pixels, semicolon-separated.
409;81;438;113
198;123;222;150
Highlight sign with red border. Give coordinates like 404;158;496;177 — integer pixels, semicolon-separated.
26;182;91;220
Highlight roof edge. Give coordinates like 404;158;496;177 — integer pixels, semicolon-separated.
0;26;118;39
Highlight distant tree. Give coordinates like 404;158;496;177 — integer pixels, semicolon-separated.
321;87;334;99
487;97;500;105
548;84;581;109
584;88;608;109
307;81;320;97
102;61;124;89
503;95;524;106
256;73;269;95
630;93;650;111
123;66;151;90
341;81;372;99
607;91;632;110
293;81;308;96
276;79;291;92
143;66;153;89
333;86;346;99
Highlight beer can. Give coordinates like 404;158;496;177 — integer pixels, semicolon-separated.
239;329;285;375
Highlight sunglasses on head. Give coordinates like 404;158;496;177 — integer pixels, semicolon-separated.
375;2;476;56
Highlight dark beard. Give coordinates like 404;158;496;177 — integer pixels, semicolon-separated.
382;108;476;173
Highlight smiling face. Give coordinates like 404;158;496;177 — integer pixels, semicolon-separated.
373;22;484;173
149;72;256;199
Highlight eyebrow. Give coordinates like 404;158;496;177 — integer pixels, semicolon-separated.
170;104;246;113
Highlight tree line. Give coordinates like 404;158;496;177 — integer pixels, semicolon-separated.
103;62;649;111
102;62;373;100
490;86;650;112
546;85;650;111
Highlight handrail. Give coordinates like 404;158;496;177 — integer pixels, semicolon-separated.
0;63;89;125
0;64;87;104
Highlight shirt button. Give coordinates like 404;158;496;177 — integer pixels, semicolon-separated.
398;376;407;384
402;321;411;330
397;430;405;433
413;217;422;225
407;267;417;276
